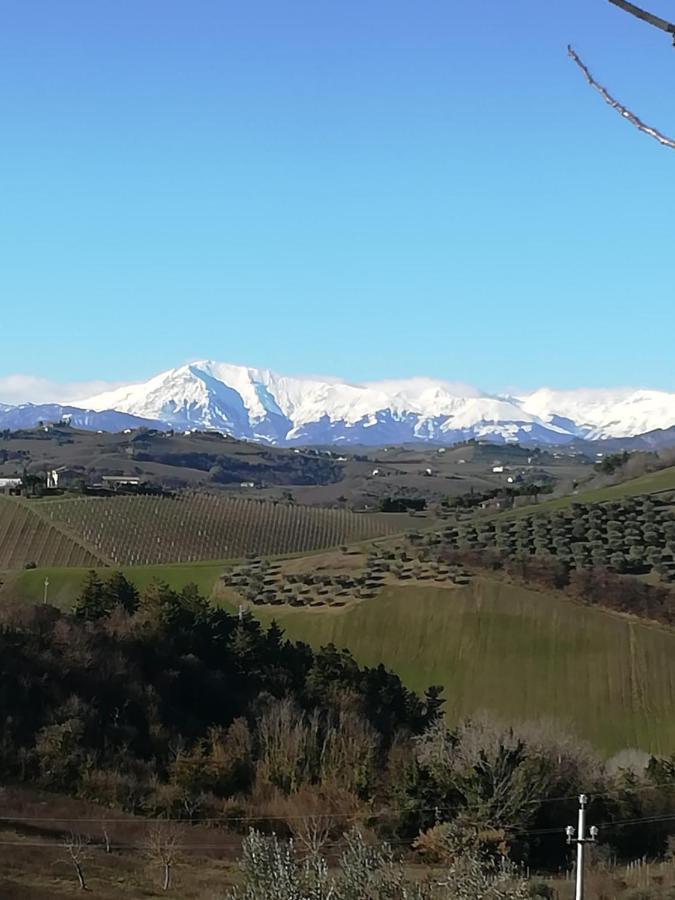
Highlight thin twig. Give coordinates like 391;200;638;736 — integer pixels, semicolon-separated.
568;45;675;149
608;0;675;41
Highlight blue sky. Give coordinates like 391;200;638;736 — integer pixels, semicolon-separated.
2;0;675;399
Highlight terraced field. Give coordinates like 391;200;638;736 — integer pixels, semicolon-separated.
35;493;410;565
257;577;675;755
0;496;103;569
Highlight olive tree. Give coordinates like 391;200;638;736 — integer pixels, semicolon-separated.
224;828;530;900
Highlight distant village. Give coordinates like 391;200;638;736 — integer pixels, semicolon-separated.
0;469;155;497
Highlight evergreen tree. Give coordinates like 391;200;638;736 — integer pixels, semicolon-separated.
73;570;110;621
104;571;139;615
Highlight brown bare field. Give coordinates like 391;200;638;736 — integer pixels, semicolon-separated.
0;786;239;899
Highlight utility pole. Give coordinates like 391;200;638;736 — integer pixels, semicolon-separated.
566;794;598;900
43;576;50;605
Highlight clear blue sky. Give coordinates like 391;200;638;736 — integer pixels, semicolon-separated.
2;0;675;395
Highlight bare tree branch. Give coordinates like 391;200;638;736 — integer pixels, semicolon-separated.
568;45;675;149
608;0;675;42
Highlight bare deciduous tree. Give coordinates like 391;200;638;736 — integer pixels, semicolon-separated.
63;832;89;891
569;1;675;149
101;820;111;854
145;821;182;892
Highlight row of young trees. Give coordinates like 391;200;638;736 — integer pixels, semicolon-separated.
43;493;400;565
442;496;675;579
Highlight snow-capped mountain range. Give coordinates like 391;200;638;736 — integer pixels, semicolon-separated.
3;360;675;446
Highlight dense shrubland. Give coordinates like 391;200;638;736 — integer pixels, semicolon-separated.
2;572;675;875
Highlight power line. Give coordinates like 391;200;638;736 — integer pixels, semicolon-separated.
3;810;675;840
2;782;671;825
2;809;675;857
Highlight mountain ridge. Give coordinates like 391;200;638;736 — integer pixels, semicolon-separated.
3;361;675;446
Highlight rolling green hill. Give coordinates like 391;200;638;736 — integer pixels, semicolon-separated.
503;465;675;520
6;558;675;756
256;577;675;756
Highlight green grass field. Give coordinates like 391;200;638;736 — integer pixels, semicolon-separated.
6;564;675;756
3;561;228;609
256;577;675;756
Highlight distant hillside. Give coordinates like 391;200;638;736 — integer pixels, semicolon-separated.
0;403;164;432
0;424;595;510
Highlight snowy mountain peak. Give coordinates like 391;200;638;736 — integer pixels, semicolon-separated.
62;361;675;445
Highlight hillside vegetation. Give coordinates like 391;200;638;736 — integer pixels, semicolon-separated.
34;494;409;565
445;494;675;584
501;465;675;518
256;578;675;755
4;574;675;886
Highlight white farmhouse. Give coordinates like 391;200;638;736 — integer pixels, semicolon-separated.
0;477;22;494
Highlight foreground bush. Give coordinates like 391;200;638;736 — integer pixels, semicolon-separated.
225;828;530;899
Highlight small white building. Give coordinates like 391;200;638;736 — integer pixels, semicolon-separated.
492;465;505;474
0;477;22;494
101;476;141;490
240;481;255;488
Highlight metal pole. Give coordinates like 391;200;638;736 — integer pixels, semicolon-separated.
575;793;588;900
43;577;49;605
